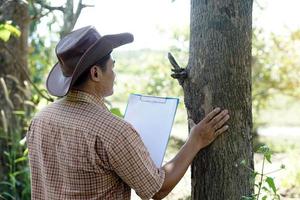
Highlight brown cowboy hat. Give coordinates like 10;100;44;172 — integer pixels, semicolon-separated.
46;25;134;97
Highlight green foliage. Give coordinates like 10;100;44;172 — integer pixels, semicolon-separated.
0;22;31;199
0;22;20;42
28;6;58;89
252;28;300;126
110;107;123;118
112;49;183;103
241;145;285;200
0;84;35;199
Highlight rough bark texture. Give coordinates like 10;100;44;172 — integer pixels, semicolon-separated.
0;0;30;181
184;0;254;199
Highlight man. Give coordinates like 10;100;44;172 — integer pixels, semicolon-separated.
27;26;230;199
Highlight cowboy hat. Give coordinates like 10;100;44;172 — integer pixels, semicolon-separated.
46;25;134;97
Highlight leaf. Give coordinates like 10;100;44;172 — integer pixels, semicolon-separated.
4;23;21;37
13;110;25;116
265;152;272;163
2;192;15;200
252;171;259;179
276;194;281;200
14;156;27;164
110;108;123;117
0;28;11;42
0;22;20;42
23;148;29;156
262;186;270;192
266;176;277;194
257;145;270;154
4;151;10;158
0;181;14;187
262;196;267;200
19;137;26;146
241;196;255;200
257;145;272;163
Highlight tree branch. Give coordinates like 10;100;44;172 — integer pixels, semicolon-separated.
73;0;94;28
35;0;64;12
3;44;54;102
167;52;188;86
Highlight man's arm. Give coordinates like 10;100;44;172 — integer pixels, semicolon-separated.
153;107;230;199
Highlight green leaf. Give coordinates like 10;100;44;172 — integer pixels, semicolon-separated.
0;181;14;187
257;145;270;154
4;23;21;37
4;151;10;158
262;196;267;200
262;186;270;192
276;194;281;200
14;156;27;164
0;28;11;42
0;22;20;42
23;148;29;156
266;176;277;194
13;110;25;116
241;196;255;200
2;192;15;200
265;152;272;163
257;145;272;163
110;108;123;117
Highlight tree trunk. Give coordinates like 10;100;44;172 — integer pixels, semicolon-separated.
60;0;87;38
185;0;254;199
0;0;30;182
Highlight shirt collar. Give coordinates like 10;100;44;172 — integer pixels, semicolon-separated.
65;89;108;110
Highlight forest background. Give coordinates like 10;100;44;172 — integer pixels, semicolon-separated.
0;0;300;199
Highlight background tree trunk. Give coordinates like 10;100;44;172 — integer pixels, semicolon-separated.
184;0;254;199
0;0;30;182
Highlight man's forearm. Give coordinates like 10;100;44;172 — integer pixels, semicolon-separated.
153;137;200;199
152;108;229;199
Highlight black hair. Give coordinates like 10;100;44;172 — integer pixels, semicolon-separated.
72;53;111;87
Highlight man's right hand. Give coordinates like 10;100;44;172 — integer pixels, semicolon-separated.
189;107;230;151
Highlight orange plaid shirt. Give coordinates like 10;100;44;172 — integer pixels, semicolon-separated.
26;90;165;200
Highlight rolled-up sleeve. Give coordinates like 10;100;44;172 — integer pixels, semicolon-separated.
107;125;165;199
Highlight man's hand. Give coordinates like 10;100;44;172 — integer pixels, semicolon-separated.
189;107;230;150
153;107;230;199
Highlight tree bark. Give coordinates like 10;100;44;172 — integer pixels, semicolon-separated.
0;0;30;182
182;0;254;199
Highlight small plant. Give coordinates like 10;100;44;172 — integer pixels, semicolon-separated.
241;145;285;200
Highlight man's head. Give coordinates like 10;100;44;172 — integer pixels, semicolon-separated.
72;53;116;97
46;26;133;97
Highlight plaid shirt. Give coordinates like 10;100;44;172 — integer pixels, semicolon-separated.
26;90;165;200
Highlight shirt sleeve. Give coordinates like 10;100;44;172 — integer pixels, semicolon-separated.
107;124;165;199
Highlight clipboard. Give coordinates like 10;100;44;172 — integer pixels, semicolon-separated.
123;94;179;167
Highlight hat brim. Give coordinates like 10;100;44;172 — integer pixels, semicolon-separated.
46;62;72;97
46;32;133;97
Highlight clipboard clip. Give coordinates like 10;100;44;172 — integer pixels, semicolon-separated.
139;95;167;104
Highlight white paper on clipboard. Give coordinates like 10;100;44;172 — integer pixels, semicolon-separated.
123;94;179;167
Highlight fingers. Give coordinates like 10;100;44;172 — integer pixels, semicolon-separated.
209;109;229;126
214;114;230;130
215;125;229;136
204;107;221;122
212;111;230;130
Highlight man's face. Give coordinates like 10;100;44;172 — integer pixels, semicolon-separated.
97;57;116;97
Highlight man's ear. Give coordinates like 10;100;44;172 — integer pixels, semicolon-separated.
90;66;102;81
